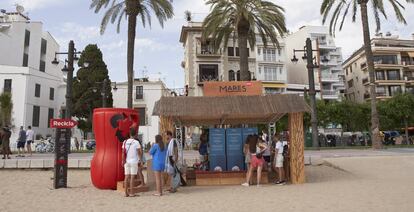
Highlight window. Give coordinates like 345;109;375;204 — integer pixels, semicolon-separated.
263;48;276;62
387;70;400;80
375;71;385;80
49;87;54;100
39;60;45;72
3;79;12;93
376;86;386;95
278;49;281;56
389;85;401;96
373;55;397;64
199;64;219;82
347;79;354;88
35;84;41;97
227;47;234;56
47;108;54;128
32;106;40;127
136;107;146;126
346;68;348;75
258;48;261;55
41;38;47;54
135;86;143;99
228;70;235;81
23;53;28;67
263;66;279;81
350;66;353;73
24;30;30;47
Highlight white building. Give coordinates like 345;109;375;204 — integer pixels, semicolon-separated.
285;26;344;100
0;10;66;144
179;22;288;96
112;78;172;144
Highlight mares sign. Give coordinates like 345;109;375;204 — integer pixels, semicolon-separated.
203;81;263;97
50;119;77;189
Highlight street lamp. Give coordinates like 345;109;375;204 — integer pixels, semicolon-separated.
291;38;320;148
51;40;82;119
91;79;109;108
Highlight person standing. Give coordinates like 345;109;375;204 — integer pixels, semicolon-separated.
242;135;268;187
165;131;179;193
274;135;286;185
150;135;167;196
74;137;79;151
121;128;142;197
1;127;11;159
26;126;34;156
17;126;26;157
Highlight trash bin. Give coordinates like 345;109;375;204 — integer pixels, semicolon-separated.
90;108;139;189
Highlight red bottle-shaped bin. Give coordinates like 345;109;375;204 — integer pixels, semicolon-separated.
91;108;139;189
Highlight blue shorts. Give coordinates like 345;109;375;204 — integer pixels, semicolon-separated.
152;163;165;172
27;140;33;145
17;142;25;148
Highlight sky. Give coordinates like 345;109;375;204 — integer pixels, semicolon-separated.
1;0;414;89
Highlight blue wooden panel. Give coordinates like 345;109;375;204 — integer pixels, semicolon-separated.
226;128;243;171
209;128;226;171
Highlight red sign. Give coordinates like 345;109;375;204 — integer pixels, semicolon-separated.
50;119;78;128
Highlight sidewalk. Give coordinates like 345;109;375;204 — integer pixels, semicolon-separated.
1;148;412;169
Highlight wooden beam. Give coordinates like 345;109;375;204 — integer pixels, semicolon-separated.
288;112;305;184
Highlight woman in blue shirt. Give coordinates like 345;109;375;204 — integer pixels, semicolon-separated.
150;135;166;196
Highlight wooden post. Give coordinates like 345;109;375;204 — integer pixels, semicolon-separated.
288;112;305;184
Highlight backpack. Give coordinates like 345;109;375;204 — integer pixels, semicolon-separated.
282;143;289;157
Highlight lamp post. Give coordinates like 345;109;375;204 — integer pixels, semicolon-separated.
92;79;109;108
291;38;321;148
51;40;82;119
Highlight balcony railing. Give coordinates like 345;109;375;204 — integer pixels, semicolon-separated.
196;46;222;56
404;76;414;81
376;92;387;97
197;74;219;85
322;90;338;96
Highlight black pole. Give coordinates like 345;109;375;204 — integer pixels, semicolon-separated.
66;40;74;119
305;38;319;148
102;79;107;108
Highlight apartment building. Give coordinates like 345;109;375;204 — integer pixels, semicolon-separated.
285;26;344;100
112;78;172;144
179;22;287;96
343;33;414;103
0;10;66;143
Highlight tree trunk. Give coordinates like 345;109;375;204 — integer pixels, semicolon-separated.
126;0;138;109
359;1;382;149
404;117;409;145
237;19;250;81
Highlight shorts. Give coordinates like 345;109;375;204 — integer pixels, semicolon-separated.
245;154;251;164
27;140;33;145
275;154;284;168
17;141;25;149
264;155;271;163
251;155;265;168
124;163;138;175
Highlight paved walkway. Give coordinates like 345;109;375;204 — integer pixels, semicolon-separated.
1;148;413;169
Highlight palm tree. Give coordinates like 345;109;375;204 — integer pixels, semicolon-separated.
202;0;287;81
0;92;13;126
321;0;414;149
90;0;174;108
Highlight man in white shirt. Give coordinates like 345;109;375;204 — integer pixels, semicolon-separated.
26;126;34;156
121;128;142;197
274;136;286;185
165;131;179;193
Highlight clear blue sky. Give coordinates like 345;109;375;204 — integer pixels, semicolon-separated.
2;0;414;89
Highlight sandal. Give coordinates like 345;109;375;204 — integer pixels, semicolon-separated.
152;193;162;197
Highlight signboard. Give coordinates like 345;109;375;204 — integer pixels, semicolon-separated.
203;81;263;97
209;128;226;171
50;119;77;189
226;128;244;171
50;119;78;128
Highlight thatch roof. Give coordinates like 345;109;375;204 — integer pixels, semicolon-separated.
153;94;310;125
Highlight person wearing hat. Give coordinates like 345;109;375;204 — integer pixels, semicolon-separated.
1;126;12;159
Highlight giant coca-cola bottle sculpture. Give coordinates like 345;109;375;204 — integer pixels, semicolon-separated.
91;108;139;189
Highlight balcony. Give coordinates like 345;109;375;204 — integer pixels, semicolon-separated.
322;90;338;96
196;46;222;57
197;64;219;86
321;74;341;82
